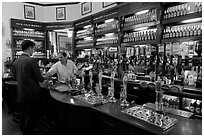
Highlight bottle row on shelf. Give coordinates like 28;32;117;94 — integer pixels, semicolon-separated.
13;29;44;38
182;98;202;116
123;8;157;27
179;64;202;88
76;43;93;48
163;22;202;39
123;29;157;43
76;27;93;38
14;51;45;58
163;95;179;109
32;51;46;58
96;38;118;45
96;20;119;33
15;39;43;49
125;45;152;57
163;2;202;20
165;40;202;57
93;11;118;21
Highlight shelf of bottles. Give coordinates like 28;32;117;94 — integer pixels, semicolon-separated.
163;95;180;109
96;33;119;46
13;29;45;40
163;2;202;20
121;8;159;47
13;38;46;60
75;25;94;48
182;98;202;117
160;2;202;91
162;40;202;86
162;22;202;43
122;28;157;46
122;44;157;75
123;8;157;27
95;19;119;36
94;13;119;47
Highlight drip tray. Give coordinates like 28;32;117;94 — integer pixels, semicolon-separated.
122;105;177;132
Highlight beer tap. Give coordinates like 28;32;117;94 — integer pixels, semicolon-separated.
98;69;103;98
155;80;164;114
80;69;86;94
89;70;94;95
120;72;129;106
108;65;117;103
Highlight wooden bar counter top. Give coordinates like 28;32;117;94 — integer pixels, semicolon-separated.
48;88;202;135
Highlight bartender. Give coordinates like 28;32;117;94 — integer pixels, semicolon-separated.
45;52;78;83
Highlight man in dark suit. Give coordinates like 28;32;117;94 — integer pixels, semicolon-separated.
13;40;44;134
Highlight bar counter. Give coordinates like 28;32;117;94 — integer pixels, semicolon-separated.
3;77;202;135
49;89;202;135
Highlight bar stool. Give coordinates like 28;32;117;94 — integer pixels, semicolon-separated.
4;81;20;122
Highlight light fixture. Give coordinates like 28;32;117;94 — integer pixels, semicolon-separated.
84;49;92;51
84;25;91;29
135;10;149;15
134;27;149;31
84;37;93;40
53;29;69;32
105;18;114;23
181;18;202;23
105;33;114;37
23;28;34;31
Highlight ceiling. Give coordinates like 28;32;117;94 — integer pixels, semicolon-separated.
24;2;80;6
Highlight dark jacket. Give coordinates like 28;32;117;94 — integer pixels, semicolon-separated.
13;54;44;103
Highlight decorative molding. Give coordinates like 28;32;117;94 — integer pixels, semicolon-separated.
24;2;79;7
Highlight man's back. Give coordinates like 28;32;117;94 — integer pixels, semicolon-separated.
13;54;44;103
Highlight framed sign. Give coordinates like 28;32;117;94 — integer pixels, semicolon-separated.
81;2;92;15
56;7;66;20
24;5;35;20
102;2;115;8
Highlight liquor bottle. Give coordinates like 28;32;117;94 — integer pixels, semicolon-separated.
177;5;181;17
189;99;195;112
175;98;179;109
168;97;173;108
181;68;185;86
200;101;202;116
173;6;177;17
195;100;201;115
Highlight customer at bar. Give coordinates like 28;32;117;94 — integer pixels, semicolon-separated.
12;40;44;134
45;52;78;83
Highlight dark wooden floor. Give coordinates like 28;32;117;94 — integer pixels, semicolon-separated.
2;106;22;135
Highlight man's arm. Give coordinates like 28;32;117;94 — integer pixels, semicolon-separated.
45;62;58;79
12;63;16;81
31;58;44;82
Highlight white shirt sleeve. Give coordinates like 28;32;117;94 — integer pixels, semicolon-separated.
47;62;58;76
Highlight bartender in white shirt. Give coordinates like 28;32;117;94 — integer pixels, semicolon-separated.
45;52;78;82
